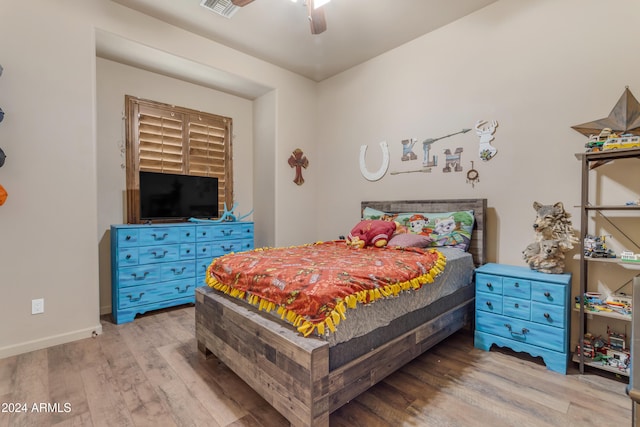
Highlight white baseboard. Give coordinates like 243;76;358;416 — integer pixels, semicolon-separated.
0;324;103;359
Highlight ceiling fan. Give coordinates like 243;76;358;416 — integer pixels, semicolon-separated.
230;0;329;35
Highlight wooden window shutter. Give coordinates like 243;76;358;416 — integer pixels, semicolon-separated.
138;105;185;174
187;113;232;218
125;95;233;224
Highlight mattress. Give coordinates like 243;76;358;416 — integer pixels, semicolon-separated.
325;246;474;345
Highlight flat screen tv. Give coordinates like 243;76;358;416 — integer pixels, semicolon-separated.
139;171;219;221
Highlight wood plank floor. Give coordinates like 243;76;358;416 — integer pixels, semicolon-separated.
0;304;632;427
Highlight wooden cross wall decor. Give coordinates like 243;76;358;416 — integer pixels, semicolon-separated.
288;148;309;186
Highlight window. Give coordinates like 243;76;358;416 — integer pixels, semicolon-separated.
125;95;233;223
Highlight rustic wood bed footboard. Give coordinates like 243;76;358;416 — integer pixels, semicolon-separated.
196;286;474;427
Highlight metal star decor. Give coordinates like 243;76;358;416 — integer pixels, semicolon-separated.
572;87;640;137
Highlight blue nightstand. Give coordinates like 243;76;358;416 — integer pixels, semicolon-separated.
474;263;572;374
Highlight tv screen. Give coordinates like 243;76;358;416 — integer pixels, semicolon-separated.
139;171;219;220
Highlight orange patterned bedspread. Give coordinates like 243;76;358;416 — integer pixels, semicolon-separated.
206;241;446;336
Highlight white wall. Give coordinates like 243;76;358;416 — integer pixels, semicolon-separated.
316;0;640;268
0;0;317;358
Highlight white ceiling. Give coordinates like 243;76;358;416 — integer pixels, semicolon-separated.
109;0;498;82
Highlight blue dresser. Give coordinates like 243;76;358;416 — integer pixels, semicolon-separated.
111;221;254;324
474;263;572;374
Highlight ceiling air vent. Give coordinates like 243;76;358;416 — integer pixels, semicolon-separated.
200;0;239;19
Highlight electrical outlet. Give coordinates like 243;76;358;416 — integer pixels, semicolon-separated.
31;298;44;315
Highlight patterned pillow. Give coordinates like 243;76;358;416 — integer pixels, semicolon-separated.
362;207;475;251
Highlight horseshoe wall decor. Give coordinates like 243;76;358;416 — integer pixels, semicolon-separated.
359;141;390;181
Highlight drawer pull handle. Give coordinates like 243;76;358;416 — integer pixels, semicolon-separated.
222;229;234;236
514;282;520;288
175;285;192;294
201;247;208;253
171;267;187;275
125;254;131;260
186;232;191;237
125;235;132;241
504;323;529;337
152;233;168;241
514;303;519;308
544;291;551;297
127;292;145;302
544;312;550;319
151;250;168;258
486;283;493;289
131;272;150;280
185;249;191;254
486;301;492;307
222;245;235;251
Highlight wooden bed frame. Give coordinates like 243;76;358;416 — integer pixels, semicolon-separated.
196;199;487;426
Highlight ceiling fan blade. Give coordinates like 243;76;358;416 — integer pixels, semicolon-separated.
307;1;327;35
231;0;254;6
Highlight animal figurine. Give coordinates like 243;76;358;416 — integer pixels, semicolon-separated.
524;201;578;273
526;239;566;274
531;201;579;250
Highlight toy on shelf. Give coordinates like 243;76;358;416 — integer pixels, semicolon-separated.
575;328;631;374
602;134;640;150
585;128;614;152
584;130;640;152
575;291;632;317
620;251;640;262
583;234;616;258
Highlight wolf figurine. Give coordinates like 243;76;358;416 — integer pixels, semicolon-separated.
524;201;578;274
527;239;566;274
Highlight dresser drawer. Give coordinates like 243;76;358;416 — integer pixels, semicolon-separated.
197;239;252;258
160;260;196;281
476;311;565;353
476;292;503;314
117;229;139;247
503;278;531;299
117;247;139;266
476;273;503;295
531;281;566;306
210;239;253;257
118;278;196;309
138;227;182;246
118;265;161;287
180;243;196;259
178;227;196;242
531;301;566;329
138;244;180;264
197;259;211;280
196;223;254;242
503;296;531;320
